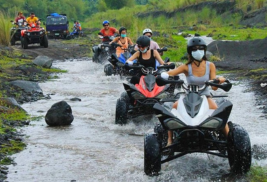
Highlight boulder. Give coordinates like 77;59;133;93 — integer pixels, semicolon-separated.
10;80;43;94
45;101;74;126
0;97;26;113
33;56;53;68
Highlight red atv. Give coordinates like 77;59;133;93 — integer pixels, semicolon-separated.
115;62;177;124
21;22;48;49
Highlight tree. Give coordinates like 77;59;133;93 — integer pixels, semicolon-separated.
104;0;135;9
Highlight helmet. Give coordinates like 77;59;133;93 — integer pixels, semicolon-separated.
187;37;207;54
102;20;109;25
136;35;150;47
143;28;152;35
119;27;127;34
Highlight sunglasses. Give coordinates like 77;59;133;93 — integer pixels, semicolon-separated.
138;45;147;48
103;24;109;27
147;36;151;38
191;46;205;51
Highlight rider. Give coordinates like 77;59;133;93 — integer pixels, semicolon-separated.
15;12;25;24
160;36;228;146
98;20;119;43
109;27;134;57
26;12;40;27
134;28;161;53
126;35;166;84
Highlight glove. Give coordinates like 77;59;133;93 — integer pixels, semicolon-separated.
161;72;169;80
127;61;134;66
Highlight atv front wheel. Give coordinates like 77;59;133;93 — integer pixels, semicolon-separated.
227;122;251;174
43;35;48;48
144;134;161;175
104;64;114;76
21;38;28;49
115;98;128;124
92;53;100;63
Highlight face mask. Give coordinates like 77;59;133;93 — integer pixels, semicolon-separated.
121;34;126;38
192;50;205;61
139;47;148;53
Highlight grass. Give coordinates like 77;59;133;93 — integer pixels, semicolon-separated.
0;10;12;46
247;166;267;182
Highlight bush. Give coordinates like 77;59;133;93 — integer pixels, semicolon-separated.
0;11;12;46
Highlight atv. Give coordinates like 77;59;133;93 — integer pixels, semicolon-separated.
144;77;251;175
115;62;177;125
92;36;116;64
20;22;48;49
10;20;27;45
104;46;168;77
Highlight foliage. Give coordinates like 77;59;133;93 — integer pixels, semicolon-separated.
247;166;267;182
103;0;135;9
0;11;13;46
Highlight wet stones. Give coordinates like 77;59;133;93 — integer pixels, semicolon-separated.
45;101;74;126
33;55;53;68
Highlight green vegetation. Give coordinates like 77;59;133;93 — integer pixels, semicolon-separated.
247;166;267;182
0;11;13;46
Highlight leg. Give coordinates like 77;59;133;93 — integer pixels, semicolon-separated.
208;97;229;136
167;101;178;146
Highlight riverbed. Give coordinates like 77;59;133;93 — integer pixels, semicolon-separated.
6;59;267;182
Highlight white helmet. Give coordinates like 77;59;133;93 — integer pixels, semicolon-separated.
143;28;152;35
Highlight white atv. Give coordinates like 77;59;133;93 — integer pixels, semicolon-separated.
144;77;251;175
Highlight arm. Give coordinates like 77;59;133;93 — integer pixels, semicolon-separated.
109;37;119;44
126;51;139;63
128;38;133;45
153;50;165;65
168;64;187;76
210;62;225;90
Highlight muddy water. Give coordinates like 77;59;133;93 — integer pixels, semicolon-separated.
6;59;267;182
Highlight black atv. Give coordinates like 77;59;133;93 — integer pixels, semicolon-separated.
104;46;168;77
115;62;178;125
10;20;27;45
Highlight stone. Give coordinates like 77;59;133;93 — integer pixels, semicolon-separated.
33;55;53;68
45;101;74;126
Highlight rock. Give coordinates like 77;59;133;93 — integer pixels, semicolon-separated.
33;56;53;68
70;98;81;101
206;51;213;60
45;101;74;126
0;97;26;112
10;80;43;94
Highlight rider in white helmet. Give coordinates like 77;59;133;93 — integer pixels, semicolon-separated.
134;28;162;55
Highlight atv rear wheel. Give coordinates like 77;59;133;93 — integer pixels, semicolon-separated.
43;35;48;48
227;122;251;174
21;37;28;49
115;98;128;125
144;134;161;175
104;64;114;76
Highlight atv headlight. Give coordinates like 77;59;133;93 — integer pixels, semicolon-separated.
40;31;43;34
27;33;30;36
155;92;168;99
164;118;186;130
131;91;146;99
105;47;109;51
200;117;222;129
47;31;50;33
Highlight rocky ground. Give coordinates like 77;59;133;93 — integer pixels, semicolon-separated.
208;38;267;114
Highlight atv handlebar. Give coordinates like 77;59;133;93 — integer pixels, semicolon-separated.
156;76;232;92
157;46;168;53
205;80;232;92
